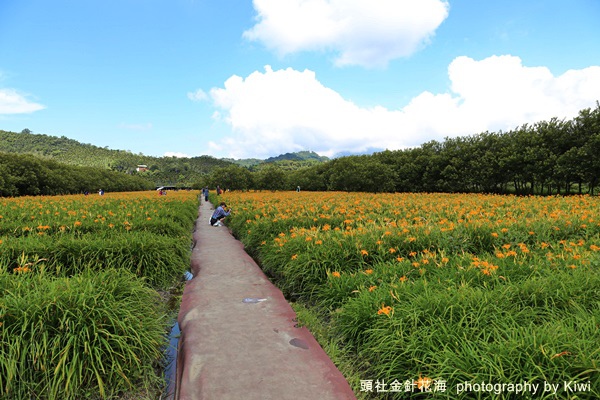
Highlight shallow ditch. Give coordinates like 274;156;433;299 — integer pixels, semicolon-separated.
161;270;193;400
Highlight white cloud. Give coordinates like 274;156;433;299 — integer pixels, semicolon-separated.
244;0;449;68
187;89;208;102
207;57;600;159
164;152;190;158
0;88;45;114
442;56;600;132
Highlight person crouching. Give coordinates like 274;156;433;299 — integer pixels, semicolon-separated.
210;202;231;226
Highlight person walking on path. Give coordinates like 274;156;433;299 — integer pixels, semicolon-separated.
210;202;231;226
202;187;209;202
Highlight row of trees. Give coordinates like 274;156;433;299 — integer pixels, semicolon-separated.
0;153;153;196
3;104;599;196
197;104;600;195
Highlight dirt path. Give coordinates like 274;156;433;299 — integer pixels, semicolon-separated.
174;199;357;400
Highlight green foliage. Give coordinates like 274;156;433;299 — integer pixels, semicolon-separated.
276;103;600;195
0;152;153;196
254;165;288;191
0;191;199;398
202;165;254;191
287;163;330;191
0;233;190;288
198;102;600;194
3;103;599;195
263;150;330;164
0;268;168;400
225;150;329;169
0;130;233;188
224;191;600;399
348;270;600;399
328;155;396;192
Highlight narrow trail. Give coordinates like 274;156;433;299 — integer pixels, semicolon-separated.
174;199;356;400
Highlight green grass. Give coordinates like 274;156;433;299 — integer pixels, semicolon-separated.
0;191;199;398
291;302;372;400
224;193;600;399
0;268;169;399
0;232;191;288
337;267;600;399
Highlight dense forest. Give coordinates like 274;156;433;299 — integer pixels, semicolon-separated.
1;103;599;196
199;103;600;195
0;152;152;196
0;130;331;196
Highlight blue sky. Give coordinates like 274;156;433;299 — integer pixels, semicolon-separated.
1;0;599;159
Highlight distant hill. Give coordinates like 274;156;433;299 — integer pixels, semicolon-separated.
225;150;329;171
221;157;263;168
0;129;331;184
0;129;233;186
264;151;329;163
332;147;383;158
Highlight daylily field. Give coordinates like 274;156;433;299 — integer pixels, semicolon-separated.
1;190;599;399
224;191;600;399
0;191;198;399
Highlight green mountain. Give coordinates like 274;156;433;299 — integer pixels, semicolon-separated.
225;150;329;171
0;129;233;187
264;150;329;163
221;157;263;168
0;129;330;185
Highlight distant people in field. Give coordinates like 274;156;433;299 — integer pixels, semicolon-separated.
98;189;104;195
216;185;222;195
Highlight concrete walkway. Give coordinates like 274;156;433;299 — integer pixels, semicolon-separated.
174;200;357;400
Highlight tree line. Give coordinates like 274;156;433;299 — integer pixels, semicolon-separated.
2;103;599;196
198;103;600;195
0;153;153;196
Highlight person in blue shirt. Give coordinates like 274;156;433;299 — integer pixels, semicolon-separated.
210;202;231;226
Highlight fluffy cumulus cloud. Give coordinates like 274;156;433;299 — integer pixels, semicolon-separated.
207;57;600;159
0;88;45;114
443;56;600;132
244;0;449;67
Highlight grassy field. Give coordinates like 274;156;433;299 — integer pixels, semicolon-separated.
2;190;598;399
221;191;600;399
0;191;198;399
